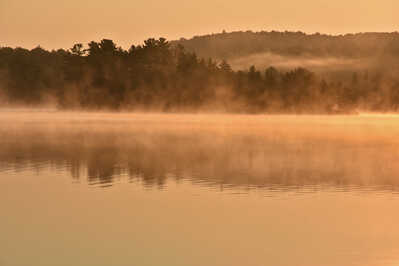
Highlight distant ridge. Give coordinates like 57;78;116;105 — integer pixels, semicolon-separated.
173;31;399;61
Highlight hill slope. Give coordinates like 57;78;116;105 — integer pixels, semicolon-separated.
174;31;399;71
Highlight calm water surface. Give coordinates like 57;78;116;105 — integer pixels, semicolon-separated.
1;110;399;266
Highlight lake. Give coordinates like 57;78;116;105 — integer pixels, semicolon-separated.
1;110;399;266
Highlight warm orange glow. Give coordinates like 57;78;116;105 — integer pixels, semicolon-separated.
1;0;398;49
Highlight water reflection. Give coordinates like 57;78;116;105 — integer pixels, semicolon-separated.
1;113;399;194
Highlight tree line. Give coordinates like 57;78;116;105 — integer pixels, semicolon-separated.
1;38;399;113
175;31;399;60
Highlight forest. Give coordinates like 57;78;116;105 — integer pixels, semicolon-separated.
1;35;399;113
175;31;399;60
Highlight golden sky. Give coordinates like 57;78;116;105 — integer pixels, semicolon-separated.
1;0;398;49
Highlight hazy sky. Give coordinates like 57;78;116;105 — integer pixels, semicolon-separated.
1;0;398;49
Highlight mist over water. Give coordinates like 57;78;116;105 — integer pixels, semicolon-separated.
1;109;399;192
3;2;399;263
1;109;399;266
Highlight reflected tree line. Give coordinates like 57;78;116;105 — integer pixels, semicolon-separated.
1;128;399;191
1;37;399;112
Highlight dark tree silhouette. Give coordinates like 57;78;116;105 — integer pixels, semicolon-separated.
1;36;399;113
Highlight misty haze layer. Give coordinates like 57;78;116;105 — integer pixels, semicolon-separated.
2;110;399;266
1;110;399;191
